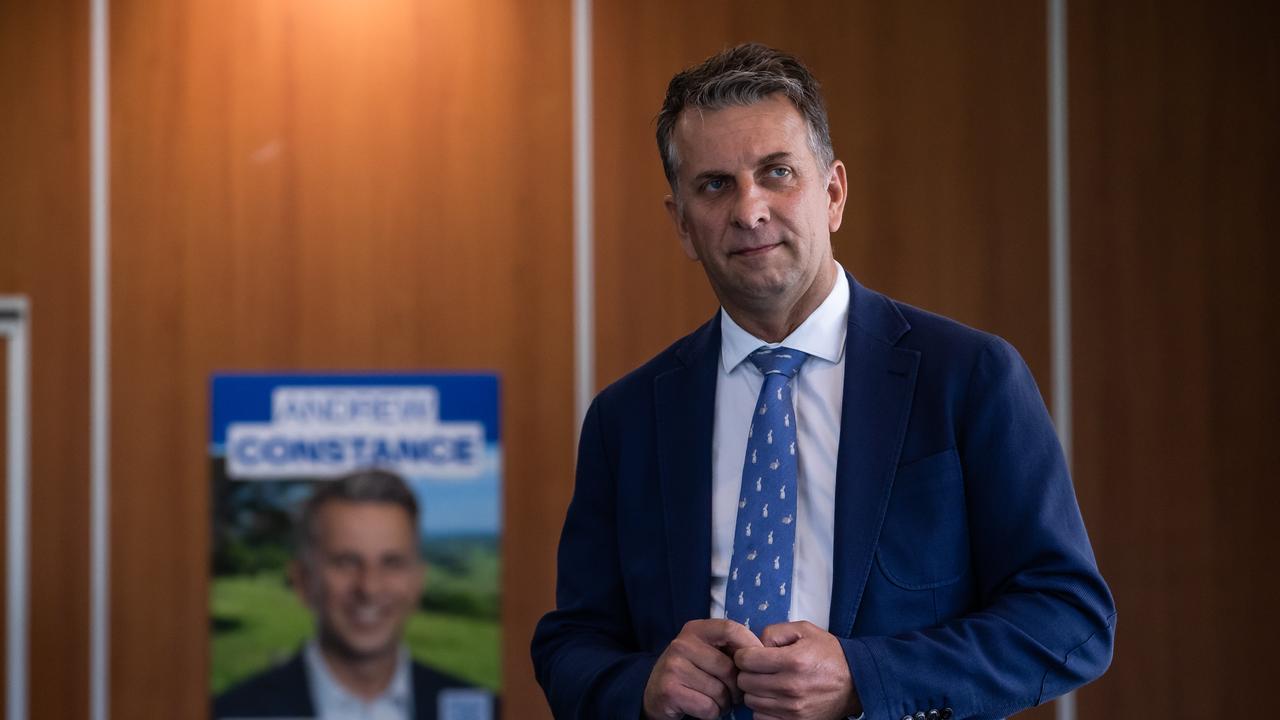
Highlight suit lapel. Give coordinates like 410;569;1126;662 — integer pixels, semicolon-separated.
828;277;920;637
654;315;720;630
289;651;319;715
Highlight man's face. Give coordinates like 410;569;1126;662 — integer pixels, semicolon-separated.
665;94;846;316
292;500;424;661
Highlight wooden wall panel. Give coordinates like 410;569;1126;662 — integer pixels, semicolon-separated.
8;1;1271;717
0;2;92;719
594;3;1057;718
595;0;1052;395
1070;0;1279;716
110;0;571;716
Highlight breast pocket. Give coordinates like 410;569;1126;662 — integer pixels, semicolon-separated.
875;447;969;590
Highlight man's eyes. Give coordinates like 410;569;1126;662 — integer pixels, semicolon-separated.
327;555;412;571
698;167;791;193
330;555;361;570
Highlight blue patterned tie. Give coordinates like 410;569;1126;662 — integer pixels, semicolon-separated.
726;347;808;720
726;346;807;628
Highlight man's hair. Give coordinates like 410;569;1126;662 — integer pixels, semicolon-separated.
294;468;420;557
656;42;835;191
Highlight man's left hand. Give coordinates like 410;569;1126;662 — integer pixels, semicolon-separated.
733;621;861;720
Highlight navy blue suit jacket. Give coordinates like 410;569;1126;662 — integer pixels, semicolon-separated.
531;275;1115;720
213;650;475;719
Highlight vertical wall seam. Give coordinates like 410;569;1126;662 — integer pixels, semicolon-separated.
2;297;31;720
89;0;111;717
573;0;594;433
1048;1;1076;719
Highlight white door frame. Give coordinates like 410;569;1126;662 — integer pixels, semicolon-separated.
0;295;31;720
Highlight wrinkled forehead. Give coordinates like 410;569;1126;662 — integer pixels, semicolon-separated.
671;95;814;175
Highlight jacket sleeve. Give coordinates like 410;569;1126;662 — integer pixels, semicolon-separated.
530;397;660;719
842;337;1116;720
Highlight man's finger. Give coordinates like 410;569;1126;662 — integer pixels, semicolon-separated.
733;645;789;674
759;620;811;648
737;668;783;698
647;651;733;720
743;691;797;720
686;618;763;652
673;637;738;690
668;682;729;720
669;660;732;715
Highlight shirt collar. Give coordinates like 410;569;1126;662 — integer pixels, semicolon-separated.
305;639;412;712
719;262;849;374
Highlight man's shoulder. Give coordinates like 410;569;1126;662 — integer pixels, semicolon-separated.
853;280;1030;388
213;651;311;718
891;298;1003;354
876;290;1037;401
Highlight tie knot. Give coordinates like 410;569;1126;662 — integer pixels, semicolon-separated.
748;346;809;378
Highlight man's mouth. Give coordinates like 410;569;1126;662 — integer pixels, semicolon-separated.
349;604;387;629
732;242;782;257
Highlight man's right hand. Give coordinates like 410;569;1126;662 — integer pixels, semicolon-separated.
643;619;762;719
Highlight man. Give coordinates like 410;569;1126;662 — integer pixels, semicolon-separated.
215;469;491;720
532;44;1115;720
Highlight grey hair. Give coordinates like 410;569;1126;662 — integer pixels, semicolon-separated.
656;43;835;191
294;468;420;556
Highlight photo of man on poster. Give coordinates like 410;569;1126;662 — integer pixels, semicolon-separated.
214;468;494;720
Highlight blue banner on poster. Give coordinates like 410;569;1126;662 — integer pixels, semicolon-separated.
211;373;501;536
212;373;499;476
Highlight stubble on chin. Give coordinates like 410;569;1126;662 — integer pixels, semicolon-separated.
723;254;807;305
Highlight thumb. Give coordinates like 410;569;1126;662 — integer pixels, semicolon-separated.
760;621;808;648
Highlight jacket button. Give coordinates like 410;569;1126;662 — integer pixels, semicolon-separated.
940;709;954;719
928;711;941;720
915;713;927;720
902;716;913;720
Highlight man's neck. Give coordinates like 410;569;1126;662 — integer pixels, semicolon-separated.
724;259;838;343
318;642;399;702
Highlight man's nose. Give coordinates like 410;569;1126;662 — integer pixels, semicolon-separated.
731;181;770;230
354;566;383;596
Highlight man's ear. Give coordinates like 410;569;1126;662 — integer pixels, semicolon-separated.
665;194;699;261
826;160;848;233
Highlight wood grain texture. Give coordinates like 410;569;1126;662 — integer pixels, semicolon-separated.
25;1;1273;716
593;3;1057;718
594;0;1053;396
0;1;92;718
1069;0;1280;715
109;0;571;715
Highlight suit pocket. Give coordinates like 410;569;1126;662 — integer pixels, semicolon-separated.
875;447;969;590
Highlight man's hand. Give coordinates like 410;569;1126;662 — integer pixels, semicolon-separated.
643;619;762;719
734;621;861;720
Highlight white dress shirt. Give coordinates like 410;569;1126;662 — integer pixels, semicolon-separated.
709;265;848;629
305;641;412;720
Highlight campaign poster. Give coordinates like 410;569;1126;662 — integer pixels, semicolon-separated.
209;373;500;717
